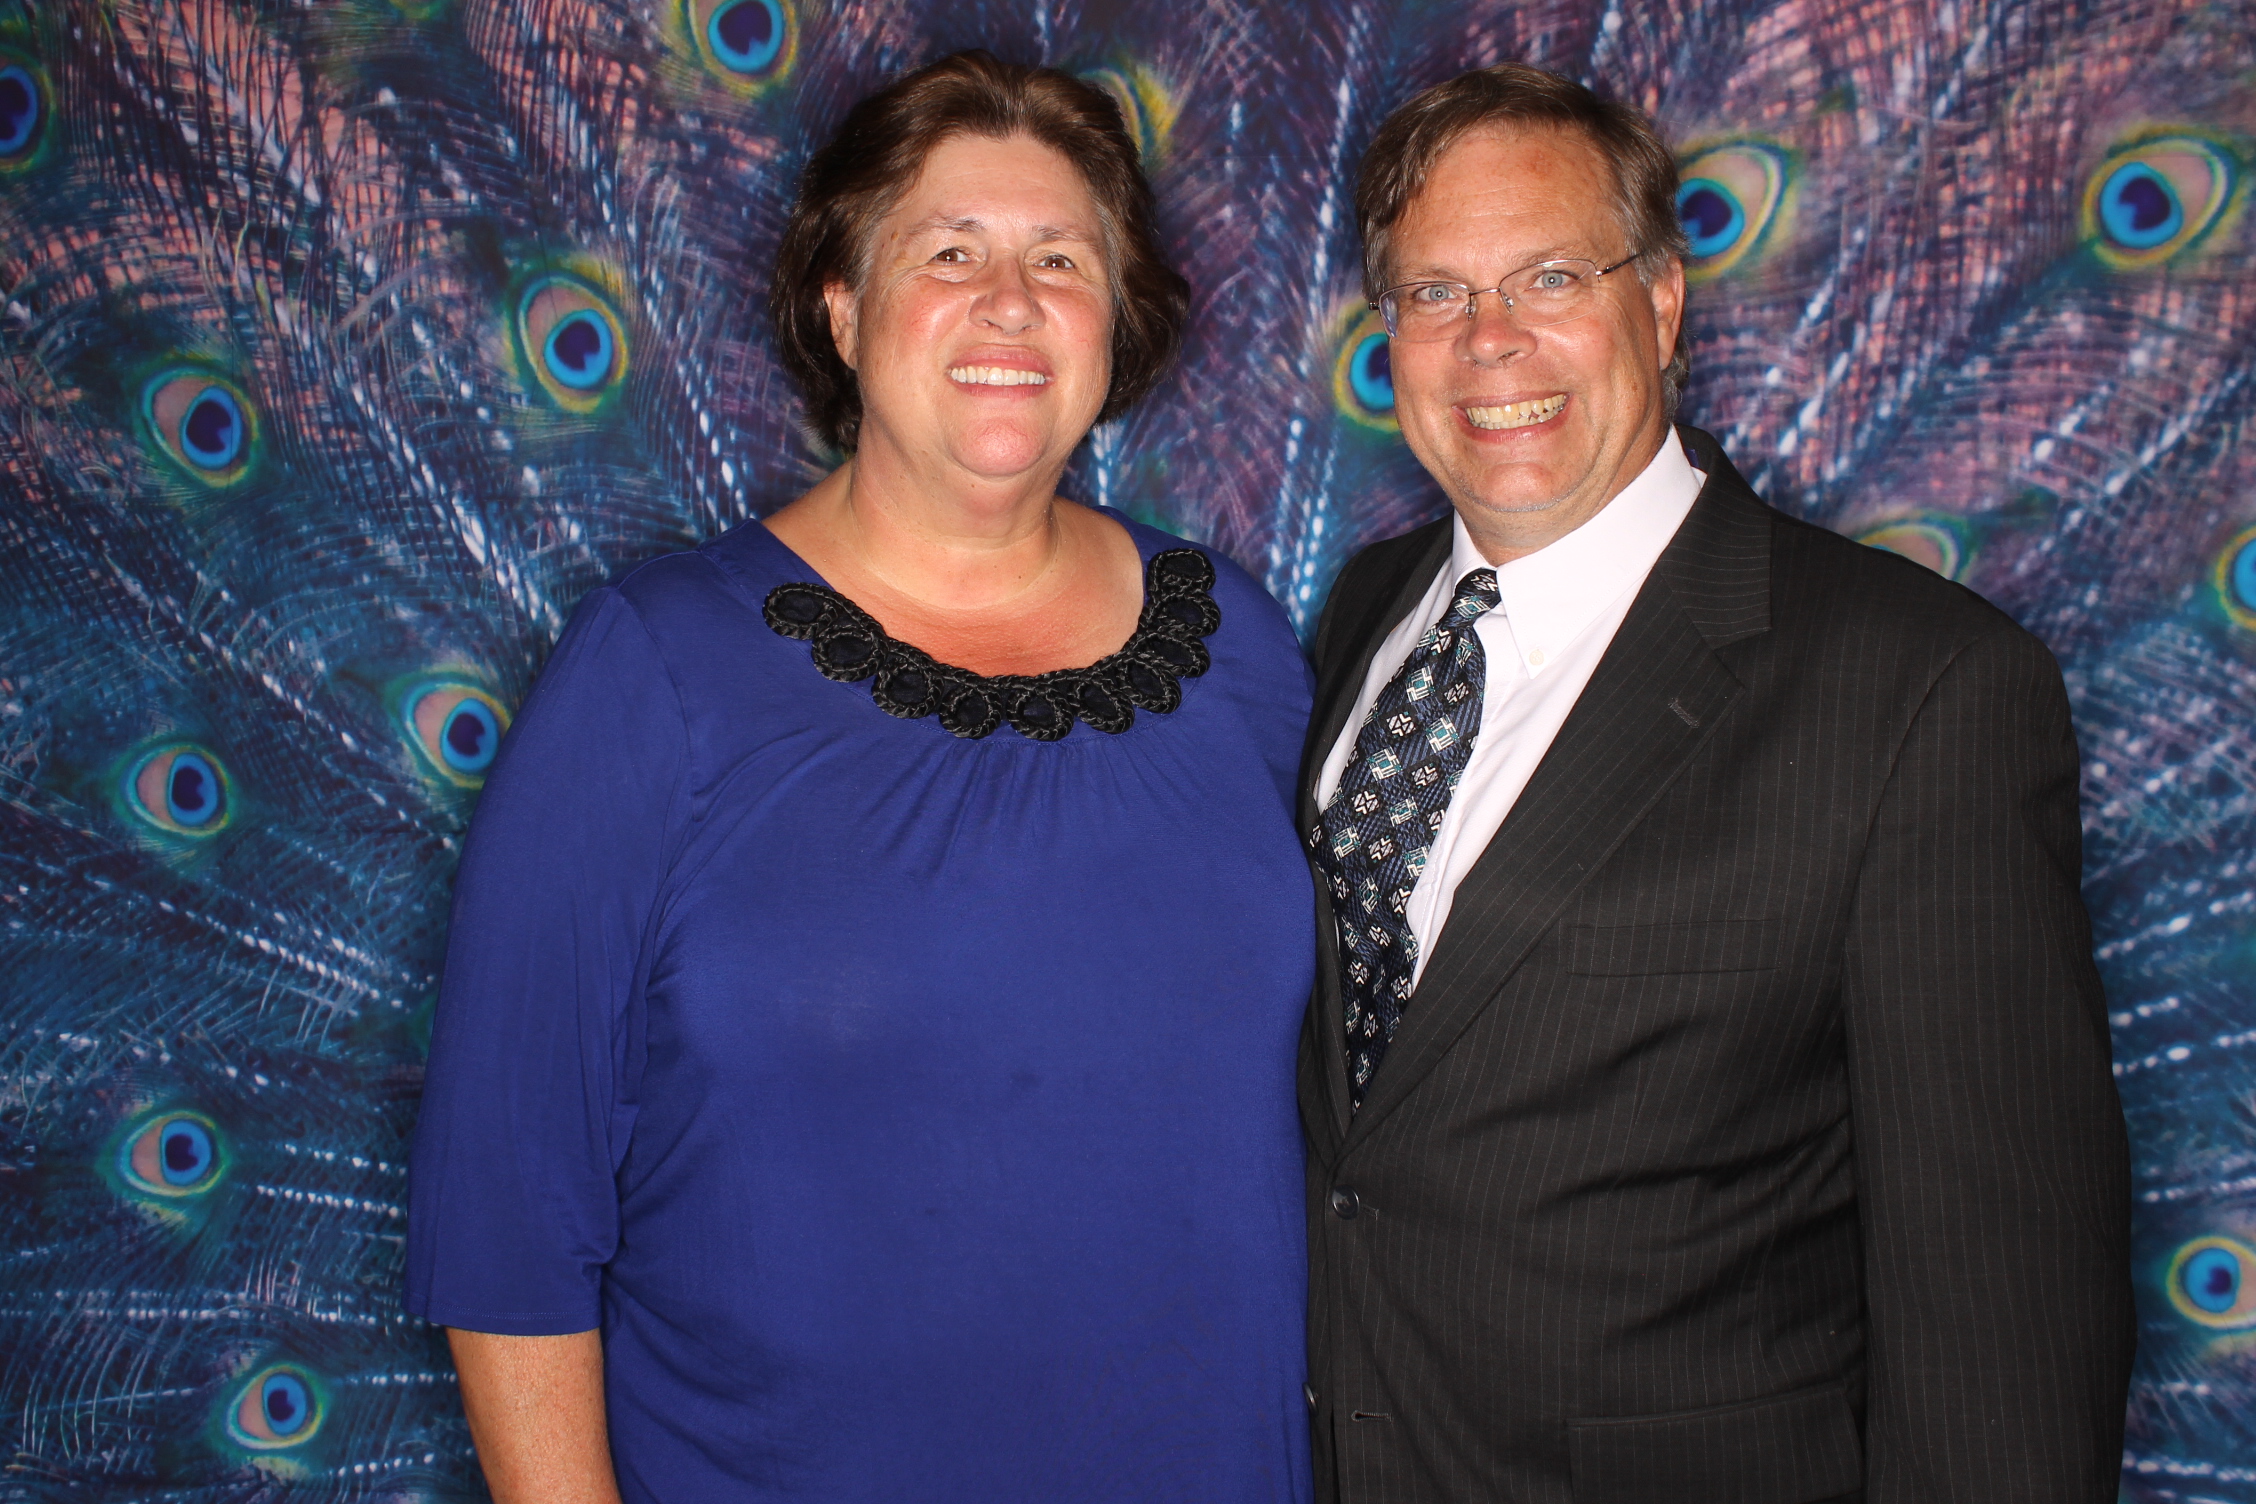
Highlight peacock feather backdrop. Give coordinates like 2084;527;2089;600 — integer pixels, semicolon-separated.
1;0;2252;1495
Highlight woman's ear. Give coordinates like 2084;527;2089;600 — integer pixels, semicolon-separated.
823;278;859;371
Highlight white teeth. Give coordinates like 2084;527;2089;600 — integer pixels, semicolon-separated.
948;366;1050;387
1464;394;1567;430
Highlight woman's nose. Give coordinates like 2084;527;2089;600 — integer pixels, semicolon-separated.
973;262;1043;334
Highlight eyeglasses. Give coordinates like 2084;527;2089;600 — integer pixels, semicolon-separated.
1372;255;1638;341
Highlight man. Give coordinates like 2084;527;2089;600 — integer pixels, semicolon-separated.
1298;64;2134;1503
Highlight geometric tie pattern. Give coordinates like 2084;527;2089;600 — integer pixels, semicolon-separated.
1312;568;1501;1109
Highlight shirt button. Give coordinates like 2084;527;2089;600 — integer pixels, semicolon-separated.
1527;649;1546;667
1329;1187;1361;1219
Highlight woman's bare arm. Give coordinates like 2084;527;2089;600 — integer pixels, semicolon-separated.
446;1329;622;1504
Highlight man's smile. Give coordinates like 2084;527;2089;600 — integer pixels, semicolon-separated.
1462;394;1567;431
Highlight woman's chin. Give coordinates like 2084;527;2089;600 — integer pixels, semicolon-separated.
945;421;1066;483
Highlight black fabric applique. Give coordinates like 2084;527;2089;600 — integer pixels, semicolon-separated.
762;548;1222;741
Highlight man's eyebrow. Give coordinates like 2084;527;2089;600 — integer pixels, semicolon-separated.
1392;244;1591;280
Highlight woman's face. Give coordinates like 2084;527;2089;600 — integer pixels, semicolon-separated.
828;132;1113;485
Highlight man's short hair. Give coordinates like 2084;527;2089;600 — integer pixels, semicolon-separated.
1356;63;1691;411
769;50;1190;452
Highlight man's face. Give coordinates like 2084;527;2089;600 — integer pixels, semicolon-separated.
1382;125;1685;559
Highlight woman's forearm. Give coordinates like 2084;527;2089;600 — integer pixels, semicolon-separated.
447;1328;622;1504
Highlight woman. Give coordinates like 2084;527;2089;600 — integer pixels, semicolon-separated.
405;51;1316;1504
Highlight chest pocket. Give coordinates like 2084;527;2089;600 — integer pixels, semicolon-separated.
1559;917;1784;976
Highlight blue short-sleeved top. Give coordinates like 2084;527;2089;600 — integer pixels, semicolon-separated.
406;512;1317;1504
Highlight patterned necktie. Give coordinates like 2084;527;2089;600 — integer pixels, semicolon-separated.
1313;568;1501;1109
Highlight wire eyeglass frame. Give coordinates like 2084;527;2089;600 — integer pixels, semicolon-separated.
1372;254;1640;340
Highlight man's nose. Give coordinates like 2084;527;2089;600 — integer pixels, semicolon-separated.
973;261;1042;334
1458;292;1534;363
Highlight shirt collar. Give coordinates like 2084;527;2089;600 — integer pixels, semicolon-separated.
1447;431;1706;676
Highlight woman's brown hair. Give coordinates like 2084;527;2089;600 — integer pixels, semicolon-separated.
770;50;1190;452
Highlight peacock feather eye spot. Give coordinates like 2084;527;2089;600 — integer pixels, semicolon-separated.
684;0;793;87
402;680;510;784
443;699;498;768
1678;180;1745;258
159;1118;212;1183
2082;134;2238;269
226;1364;324;1450
2186;1247;2239;1312
543;310;615;391
125;744;232;837
516;276;628;412
165;753;221;824
1674;143;1789;279
0;63;41;157
1347;334;1392;411
143;371;256;483
1332;310;1398;432
2210;526;2256;630
2101;163;2180;247
2167;1235;2256;1328
118;1109;225;1198
1856;518;1967;581
709;0;784;72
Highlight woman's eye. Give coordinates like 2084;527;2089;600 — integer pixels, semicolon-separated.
1038;254;1074;269
931;247;969;264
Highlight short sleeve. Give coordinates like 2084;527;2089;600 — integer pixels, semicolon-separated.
405;586;688;1333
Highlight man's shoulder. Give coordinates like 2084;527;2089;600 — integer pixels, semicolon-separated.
1762;502;2045;666
1311;514;1452;666
1335;514;1452;599
1680;427;2044;667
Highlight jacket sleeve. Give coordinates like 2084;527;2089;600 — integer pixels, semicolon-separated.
1840;624;2134;1500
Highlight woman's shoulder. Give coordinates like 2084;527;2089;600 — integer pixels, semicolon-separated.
531;519;802;707
600;516;797;634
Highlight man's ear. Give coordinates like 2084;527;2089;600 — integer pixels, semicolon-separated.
823;277;860;371
1648;255;1686;374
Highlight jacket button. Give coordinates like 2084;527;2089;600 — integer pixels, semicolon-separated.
1329;1187;1360;1219
1304;1383;1318;1410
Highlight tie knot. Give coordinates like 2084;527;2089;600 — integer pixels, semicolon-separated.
1447;568;1500;622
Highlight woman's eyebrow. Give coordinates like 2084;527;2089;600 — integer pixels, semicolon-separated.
902;213;1098;243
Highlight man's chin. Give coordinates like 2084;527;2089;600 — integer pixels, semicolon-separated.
1453;471;1576;519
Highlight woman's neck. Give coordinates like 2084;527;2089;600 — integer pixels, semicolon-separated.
762;446;1144;677
821;447;1069;616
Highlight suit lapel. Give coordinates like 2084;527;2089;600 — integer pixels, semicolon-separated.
1338;437;1776;1153
1300;519;1453;1144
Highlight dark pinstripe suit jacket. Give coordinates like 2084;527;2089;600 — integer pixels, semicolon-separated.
1297;426;2135;1504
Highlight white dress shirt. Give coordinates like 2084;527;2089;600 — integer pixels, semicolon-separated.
1318;435;1707;986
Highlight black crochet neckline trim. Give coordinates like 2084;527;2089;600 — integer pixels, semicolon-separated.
762;547;1221;741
